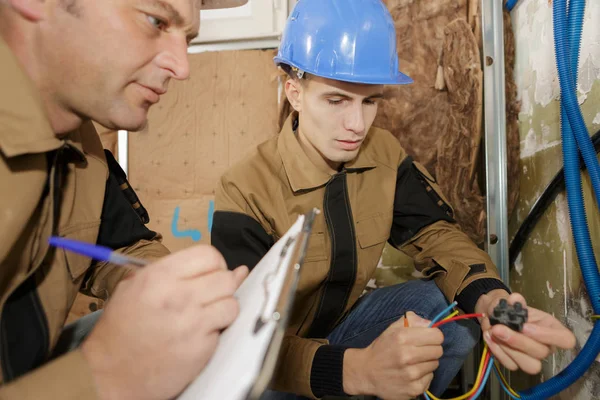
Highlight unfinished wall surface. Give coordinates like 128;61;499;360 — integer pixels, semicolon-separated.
509;0;600;397
374;0;521;247
371;0;521;289
128;49;279;253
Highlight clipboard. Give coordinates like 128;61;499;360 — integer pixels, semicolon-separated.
177;208;319;400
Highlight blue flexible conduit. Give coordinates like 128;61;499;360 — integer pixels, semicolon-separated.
505;0;519;13
519;0;600;397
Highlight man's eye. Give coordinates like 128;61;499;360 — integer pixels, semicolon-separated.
328;99;343;105
147;15;167;30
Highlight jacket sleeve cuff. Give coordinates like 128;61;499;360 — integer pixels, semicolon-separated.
310;345;349;398
0;349;99;400
455;278;511;314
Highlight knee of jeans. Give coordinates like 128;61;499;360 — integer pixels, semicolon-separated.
440;319;480;358
411;280;451;321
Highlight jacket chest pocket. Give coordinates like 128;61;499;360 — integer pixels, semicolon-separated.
57;220;102;281
298;232;329;289
356;212;391;249
355;212;392;283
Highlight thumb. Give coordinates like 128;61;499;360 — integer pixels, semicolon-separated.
152;245;227;279
232;265;249;288
405;311;431;328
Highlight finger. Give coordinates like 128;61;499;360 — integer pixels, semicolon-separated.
154;245;227;279
521;322;577;349
499;343;542;375
405;311;431;327
186;270;239;306
420;371;435;389
409;372;434;397
490;324;551;360
479;315;491;331
401;345;444;365
400;327;444;347
200;297;240;332
189;331;219;355
484;330;518;371
232;265;249;288
523;307;572;333
407;361;439;381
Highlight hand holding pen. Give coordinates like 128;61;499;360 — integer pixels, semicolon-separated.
49;236;148;267
50;236;248;400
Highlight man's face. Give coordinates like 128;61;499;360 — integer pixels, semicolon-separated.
288;75;384;170
38;0;200;131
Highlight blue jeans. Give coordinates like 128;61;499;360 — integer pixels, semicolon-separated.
261;279;480;399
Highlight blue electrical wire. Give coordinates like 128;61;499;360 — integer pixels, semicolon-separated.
429;302;458;327
469;357;494;400
493;366;521;400
424;392;432;400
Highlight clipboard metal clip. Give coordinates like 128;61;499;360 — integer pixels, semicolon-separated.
280;237;295;258
253;208;319;334
253;238;295;333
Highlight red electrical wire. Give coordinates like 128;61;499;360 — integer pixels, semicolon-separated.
432;313;484;328
468;351;491;400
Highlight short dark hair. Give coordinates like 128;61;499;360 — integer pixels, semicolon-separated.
279;63;310;83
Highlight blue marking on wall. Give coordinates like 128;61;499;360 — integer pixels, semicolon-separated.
208;200;215;233
171;206;202;241
171;202;216;241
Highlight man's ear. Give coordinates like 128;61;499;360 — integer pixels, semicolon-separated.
7;0;45;21
285;78;303;112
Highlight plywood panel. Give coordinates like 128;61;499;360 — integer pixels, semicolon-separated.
128;49;279;251
141;196;214;253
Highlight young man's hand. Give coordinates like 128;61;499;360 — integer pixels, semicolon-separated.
80;245;249;400
476;290;576;374
343;312;443;400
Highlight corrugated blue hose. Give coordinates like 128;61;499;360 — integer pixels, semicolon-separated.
520;0;600;397
505;0;519;12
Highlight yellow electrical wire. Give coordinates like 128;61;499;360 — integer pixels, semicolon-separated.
444;310;460;320
424;308;522;400
425;344;489;400
494;361;520;398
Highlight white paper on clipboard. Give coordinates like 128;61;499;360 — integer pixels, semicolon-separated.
177;209;317;400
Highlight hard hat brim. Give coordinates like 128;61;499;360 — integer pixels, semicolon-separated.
202;0;248;9
274;58;414;86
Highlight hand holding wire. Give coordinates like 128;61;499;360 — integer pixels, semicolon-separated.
343;312;442;399
404;288;579;400
415;302;503;400
478;292;575;376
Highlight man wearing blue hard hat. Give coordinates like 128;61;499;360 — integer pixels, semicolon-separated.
0;0;249;399
212;0;576;399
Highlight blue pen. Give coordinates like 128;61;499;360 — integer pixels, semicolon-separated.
48;236;148;267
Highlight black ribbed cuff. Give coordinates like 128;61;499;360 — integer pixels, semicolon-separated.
455;278;511;314
310;345;348;398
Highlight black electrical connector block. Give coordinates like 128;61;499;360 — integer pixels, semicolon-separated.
489;299;528;332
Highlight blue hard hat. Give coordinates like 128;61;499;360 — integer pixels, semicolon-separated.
274;0;413;85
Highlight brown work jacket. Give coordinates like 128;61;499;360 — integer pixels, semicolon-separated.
212;112;508;398
0;37;169;399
